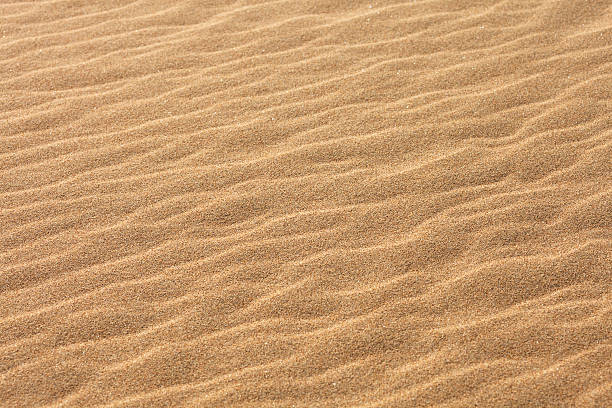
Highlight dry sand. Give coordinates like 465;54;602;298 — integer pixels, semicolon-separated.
1;0;611;407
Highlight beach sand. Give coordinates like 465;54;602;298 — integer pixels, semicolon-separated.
1;0;611;407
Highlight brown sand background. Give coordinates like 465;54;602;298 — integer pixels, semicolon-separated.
1;0;611;407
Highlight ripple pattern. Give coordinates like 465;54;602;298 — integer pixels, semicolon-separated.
1;0;611;407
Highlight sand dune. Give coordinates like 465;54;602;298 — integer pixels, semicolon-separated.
1;0;611;406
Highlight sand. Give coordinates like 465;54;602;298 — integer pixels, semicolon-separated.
0;0;611;407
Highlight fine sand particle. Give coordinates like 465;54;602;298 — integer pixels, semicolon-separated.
0;0;611;407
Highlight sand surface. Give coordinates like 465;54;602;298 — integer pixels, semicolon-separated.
1;0;611;407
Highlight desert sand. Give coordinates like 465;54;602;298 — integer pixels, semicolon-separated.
1;0;611;407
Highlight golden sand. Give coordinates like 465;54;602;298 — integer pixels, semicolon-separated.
1;0;611;407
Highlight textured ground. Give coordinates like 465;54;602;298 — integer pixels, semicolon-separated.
1;0;611;407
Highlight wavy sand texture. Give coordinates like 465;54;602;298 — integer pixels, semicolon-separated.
1;0;611;407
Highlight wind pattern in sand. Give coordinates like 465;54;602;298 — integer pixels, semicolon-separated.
1;0;611;407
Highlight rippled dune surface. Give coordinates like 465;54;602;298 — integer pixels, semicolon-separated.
1;0;611;406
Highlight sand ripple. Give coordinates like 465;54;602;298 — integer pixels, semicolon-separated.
1;0;611;407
